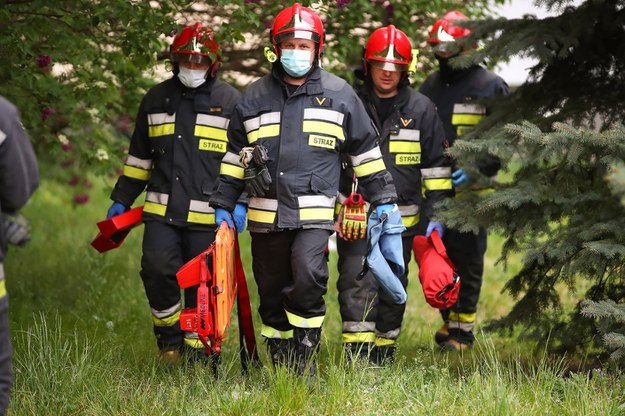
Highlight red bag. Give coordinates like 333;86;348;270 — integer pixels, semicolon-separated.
412;230;460;309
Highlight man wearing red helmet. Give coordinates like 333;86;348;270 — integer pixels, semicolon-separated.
209;3;397;378
336;25;453;365
106;23;242;366
419;11;510;352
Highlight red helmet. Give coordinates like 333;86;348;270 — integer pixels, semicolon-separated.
271;3;324;59
171;23;220;77
427;11;472;44
364;25;412;74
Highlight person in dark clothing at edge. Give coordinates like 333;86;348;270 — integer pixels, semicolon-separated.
335;25;453;365
209;3;398;378
419;11;510;352
0;96;39;416
106;24;243;367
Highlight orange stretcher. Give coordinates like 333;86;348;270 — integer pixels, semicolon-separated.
176;223;259;369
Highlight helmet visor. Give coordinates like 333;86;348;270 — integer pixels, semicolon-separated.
432;41;461;58
274;30;320;45
368;60;408;72
173;52;213;67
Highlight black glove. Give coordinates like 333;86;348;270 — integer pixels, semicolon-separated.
2;213;32;246
240;145;272;197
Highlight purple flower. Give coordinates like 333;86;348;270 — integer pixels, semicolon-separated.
36;55;51;69
73;194;90;205
42;107;56;121
68;176;80;186
244;0;259;3
337;0;352;8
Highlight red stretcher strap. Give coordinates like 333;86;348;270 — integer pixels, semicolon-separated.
234;237;261;370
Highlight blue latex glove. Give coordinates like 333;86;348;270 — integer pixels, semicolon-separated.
426;220;444;238
215;207;234;229
232;203;248;233
375;203;394;219
107;201;128;219
452;169;470;186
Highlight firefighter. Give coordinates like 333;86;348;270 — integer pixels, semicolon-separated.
336;26;453;365
419;11;510;351
106;23;243;366
0;96;39;416
209;3;397;378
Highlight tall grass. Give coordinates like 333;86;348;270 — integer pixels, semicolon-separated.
4;176;625;415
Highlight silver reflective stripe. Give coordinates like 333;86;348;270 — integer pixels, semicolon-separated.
398;204;419;216
449;321;475;332
421;166;451;179
298;195;335;208
453;103;486;115
125;155;152;169
0;129;6;146
0;263;4;281
152;301;181;318
304;108;344;125
189;200;214;213
350;146;383;167
148;113;176;125
222;151;244;166
391;129;420;141
243;112;281;133
343;321;376;333
146;191;169;205
196;114;229;129
375;327;400;340
249;197;278;211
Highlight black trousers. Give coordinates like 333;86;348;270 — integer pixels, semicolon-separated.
140;221;215;350
337;235;413;341
0;296;11;416
251;228;332;333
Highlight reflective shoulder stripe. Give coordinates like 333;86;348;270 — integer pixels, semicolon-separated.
353;158;386;177
243;112;281;133
122;165;151;181
453;103;486;115
452;113;483;126
421;167;451;179
350;147;382;167
148;113;176;125
285;310;324;328
126;155;152;170
220;151;245;178
302;120;345;142
424;178;452;191
303;108;344;125
0;264;5;299
391;129;420;141
149;124;175;137
389;141;421;154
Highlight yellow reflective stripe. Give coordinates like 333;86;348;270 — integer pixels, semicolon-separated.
452;114;483;126
374;337;397;347
195;125;227;141
353;159;386;177
424;178;453;191
144;201;167;216
0;280;6;299
401;213;419;228
183;338;206;349
220;164;244;179
187;212;215;224
148;124;175;137
299;207;334;221
449;311;477;323
285;310;324;328
303;120;345;141
342;332;376;344
122;165;151;181
247;124;280;144
198;139;227;153
261;325;294;339
248;208;276;224
389;141;421;153
152;310;181;327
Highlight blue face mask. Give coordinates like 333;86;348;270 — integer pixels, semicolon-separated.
280;49;313;78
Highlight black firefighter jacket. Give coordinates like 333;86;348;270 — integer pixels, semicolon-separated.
339;80;453;235
111;76;241;229
210;66;397;233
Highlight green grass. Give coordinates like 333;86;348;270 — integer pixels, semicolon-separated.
4;176;625;415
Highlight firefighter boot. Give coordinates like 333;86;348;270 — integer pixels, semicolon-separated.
370;345;396;366
158;348;181;369
267;338;295;369
293;327;321;379
344;342;374;365
434;323;450;347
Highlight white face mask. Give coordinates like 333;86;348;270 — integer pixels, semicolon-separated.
177;67;207;88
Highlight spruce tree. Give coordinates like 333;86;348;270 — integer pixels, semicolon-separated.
435;0;625;356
